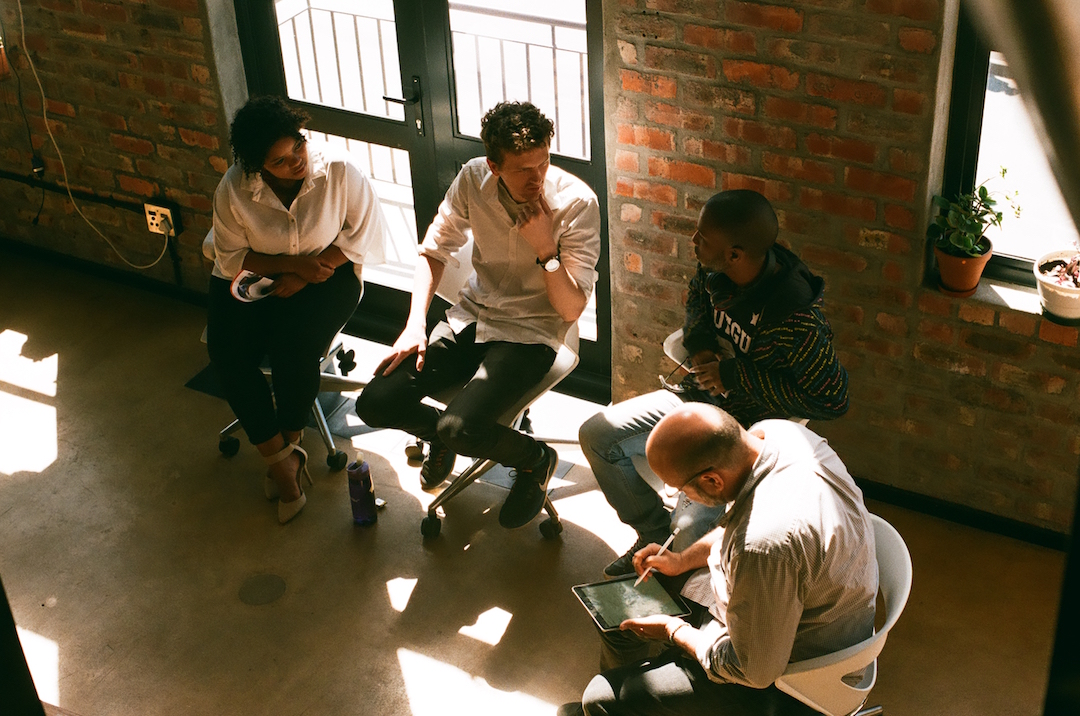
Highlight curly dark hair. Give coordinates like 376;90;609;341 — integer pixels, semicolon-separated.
229;96;310;175
479;101;554;166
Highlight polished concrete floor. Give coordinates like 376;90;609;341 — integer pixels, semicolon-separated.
0;247;1067;716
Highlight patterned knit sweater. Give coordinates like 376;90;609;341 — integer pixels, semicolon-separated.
680;245;849;426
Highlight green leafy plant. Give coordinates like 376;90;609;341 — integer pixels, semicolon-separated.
929;167;1019;258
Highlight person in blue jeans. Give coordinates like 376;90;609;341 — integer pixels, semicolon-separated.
579;190;849;575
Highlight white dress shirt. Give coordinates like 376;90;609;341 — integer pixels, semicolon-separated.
686;420;879;689
419;157;601;351
211;143;387;281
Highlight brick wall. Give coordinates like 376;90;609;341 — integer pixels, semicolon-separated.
604;0;1079;532
0;0;232;288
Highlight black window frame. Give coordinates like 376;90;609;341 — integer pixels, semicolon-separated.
939;7;1037;288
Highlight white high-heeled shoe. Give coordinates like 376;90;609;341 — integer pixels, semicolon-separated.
264;442;312;524
264;431;305;500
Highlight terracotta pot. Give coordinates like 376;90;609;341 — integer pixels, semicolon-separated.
934;241;993;298
1034;249;1080;323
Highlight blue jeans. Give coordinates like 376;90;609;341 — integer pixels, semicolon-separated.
579;390;725;544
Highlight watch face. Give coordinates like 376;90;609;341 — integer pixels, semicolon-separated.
543;257;560;272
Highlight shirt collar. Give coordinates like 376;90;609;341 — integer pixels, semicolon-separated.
238;143;328;206
715;431;778;528
480;161;560;207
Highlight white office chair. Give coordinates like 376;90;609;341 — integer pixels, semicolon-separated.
418;237;580;540
775;513;913;716
201;230;367;470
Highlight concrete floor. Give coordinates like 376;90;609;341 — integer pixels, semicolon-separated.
0;247;1066;716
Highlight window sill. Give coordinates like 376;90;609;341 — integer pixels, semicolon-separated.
969;277;1043;315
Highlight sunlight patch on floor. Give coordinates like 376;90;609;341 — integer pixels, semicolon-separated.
17;626;59;706
552;490;636;555
0;330;58;475
398;648;555;716
458;607;513;646
387;577;418;612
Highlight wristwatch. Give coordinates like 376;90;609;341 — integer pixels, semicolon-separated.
537;252;561;272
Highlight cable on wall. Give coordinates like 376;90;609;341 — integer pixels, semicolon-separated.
14;0;171;270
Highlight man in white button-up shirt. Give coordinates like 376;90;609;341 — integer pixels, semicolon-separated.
356;102;601;529
561;403;877;715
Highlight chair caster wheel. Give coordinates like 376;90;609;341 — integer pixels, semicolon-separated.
421;515;441;539
218;436;240;457
520;408;533;434
404;440;425;461
539;518;563;540
327;450;348;471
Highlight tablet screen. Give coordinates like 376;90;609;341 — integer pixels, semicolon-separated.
572;575;690;632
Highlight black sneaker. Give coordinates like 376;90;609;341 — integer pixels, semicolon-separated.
498;443;558;529
603;530;670;578
420;438;456;489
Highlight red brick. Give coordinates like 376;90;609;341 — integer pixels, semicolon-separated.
807;14;890;46
762;152;834;185
59;17;107;42
81;0;127;22
866;0;938;22
616;123;675;151
723;117;797;149
917;292;953;317
645;46;716;78
615;149;640;172
884;203;916;230
762;96;836;129
912;343;987;376
798;188;876;221
648;157;716;188
81;107;127;131
844;167;917;201
618;40;637;65
117;175;158;197
802;244;869;273
722;174;793;203
178;128;220;150
882;261;906;283
617;13;678;40
684;25;756;53
109;134;154;155
999;312;1036;336
849;227;911;254
620;69;678;98
684;138;752;165
615;178;678;206
615;97;638;120
645;102;714;131
875;312;908;336
807;74;887;107
726;1;803;32
805;133;876;164
1040;320;1079;347
650;211;699;236
848;111;919;141
888;148;923;174
893;88;927;114
898;27;937;53
918;318;954;343
624;252;644;274
765;38;840;66
958;303;995;326
960;330;1037;360
721;60;800;90
857;52;924;84
620;203;643;223
684;82;756;114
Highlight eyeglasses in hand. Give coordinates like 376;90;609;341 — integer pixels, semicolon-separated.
659;356;691;394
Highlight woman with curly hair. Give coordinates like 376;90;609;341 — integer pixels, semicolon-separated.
207;95;387;523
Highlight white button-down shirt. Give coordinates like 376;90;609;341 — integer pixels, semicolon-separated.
211;143;387;281
419;158;601;350
685;420;879;689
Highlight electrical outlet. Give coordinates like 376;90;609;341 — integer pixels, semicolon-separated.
144;204;174;235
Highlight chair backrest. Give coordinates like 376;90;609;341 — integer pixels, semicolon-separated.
774;513;913;716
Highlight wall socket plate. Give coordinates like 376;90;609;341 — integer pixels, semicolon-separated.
144;204;174;235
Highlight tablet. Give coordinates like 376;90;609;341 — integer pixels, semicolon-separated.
572;575;690;632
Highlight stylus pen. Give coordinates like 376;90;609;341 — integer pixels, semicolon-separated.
634;527;680;587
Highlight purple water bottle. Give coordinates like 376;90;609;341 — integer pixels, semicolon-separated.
348;454;378;526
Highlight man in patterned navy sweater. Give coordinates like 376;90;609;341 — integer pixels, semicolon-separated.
580;189;849;577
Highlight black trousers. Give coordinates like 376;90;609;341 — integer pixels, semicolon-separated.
206;265;361;445
355;321;556;469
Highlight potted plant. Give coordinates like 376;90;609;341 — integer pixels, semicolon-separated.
928;168;1017;298
1034;245;1080;323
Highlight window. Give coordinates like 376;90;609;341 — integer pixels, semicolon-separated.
942;10;1080;286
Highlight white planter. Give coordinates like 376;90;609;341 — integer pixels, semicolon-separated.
1034;249;1080;321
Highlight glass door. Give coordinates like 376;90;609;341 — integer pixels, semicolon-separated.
235;0;609;398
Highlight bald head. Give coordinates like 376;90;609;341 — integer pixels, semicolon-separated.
646;404;753;504
699;190;778;260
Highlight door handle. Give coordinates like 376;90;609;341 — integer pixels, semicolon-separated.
383;76;425;136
